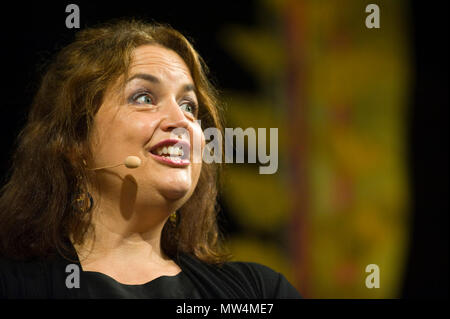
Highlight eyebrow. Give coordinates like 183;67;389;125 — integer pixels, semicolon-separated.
126;73;196;93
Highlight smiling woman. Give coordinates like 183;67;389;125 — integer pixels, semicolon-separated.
0;19;301;299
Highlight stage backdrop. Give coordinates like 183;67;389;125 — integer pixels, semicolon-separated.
219;0;411;298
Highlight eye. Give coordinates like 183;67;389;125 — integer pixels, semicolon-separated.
135;94;153;104
132;92;154;105
180;101;197;115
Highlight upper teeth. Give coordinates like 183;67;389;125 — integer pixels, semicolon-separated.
156;145;184;157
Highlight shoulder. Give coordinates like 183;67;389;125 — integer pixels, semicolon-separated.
0;254;73;298
178;254;302;299
221;261;302;299
0;255;45;298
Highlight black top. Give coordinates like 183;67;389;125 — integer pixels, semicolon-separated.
81;270;202;299
0;246;302;299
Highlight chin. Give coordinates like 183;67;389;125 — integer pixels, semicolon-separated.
160;186;191;201
156;178;193;201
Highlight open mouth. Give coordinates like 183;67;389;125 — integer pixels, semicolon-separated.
149;139;190;166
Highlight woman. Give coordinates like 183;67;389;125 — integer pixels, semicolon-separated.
0;19;301;298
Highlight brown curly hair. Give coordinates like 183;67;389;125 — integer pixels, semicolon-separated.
0;19;228;264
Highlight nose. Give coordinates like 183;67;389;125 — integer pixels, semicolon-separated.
159;100;191;138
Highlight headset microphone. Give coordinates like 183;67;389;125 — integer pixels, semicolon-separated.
89;156;142;171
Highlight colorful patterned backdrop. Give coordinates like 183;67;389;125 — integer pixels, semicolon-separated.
219;0;411;298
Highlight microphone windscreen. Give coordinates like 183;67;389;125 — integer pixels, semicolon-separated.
124;156;142;168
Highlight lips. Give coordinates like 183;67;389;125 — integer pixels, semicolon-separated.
149;139;190;167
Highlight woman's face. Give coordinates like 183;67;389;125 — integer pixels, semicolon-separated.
89;44;204;216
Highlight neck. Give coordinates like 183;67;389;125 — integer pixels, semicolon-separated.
72;208;182;285
74;192;173;267
71;176;184;284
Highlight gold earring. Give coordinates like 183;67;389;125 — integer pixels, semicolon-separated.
169;211;178;224
74;174;93;213
74;191;93;213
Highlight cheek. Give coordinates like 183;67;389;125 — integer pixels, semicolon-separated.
191;124;205;161
191;127;204;187
91;113;157;163
192;163;202;186
132;119;156;143
115;113;159;148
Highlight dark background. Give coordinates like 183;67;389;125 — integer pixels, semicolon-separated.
0;1;447;298
402;0;448;299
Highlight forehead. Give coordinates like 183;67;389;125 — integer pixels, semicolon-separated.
129;44;193;82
